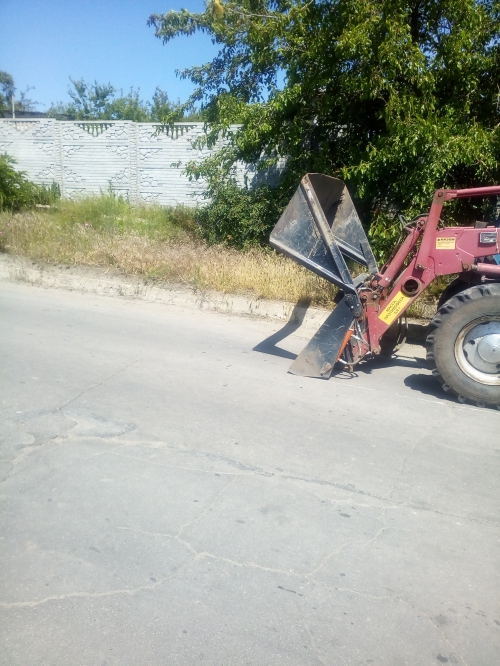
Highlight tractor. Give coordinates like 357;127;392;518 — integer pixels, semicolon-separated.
270;174;500;408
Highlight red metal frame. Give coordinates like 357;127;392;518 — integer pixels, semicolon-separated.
358;185;500;356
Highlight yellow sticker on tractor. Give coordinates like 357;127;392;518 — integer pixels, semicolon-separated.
378;291;411;326
436;237;456;249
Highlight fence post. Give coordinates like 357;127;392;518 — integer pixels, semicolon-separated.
129;121;139;205
57;120;65;198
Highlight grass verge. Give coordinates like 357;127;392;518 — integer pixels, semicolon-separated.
0;195;338;307
0;194;437;317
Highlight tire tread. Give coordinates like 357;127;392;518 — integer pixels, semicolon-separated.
425;282;500;407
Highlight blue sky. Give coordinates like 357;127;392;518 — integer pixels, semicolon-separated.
0;0;219;110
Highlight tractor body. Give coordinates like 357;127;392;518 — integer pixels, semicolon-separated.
270;174;500;407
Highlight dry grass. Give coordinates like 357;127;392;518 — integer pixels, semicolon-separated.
0;203;338;307
0;196;437;317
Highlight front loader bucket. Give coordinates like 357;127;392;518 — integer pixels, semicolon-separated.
270;174;377;284
269;174;377;379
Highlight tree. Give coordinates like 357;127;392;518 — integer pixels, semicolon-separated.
148;0;500;254
0;71;39;113
47;77;201;122
48;78;147;121
0;71;14;110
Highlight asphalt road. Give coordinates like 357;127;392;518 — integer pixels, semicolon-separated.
1;281;499;666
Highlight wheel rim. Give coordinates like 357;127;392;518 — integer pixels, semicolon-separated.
455;316;500;386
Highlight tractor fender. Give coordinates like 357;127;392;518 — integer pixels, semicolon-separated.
438;275;500;309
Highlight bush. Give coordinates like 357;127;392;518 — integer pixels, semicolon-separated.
0;154;60;211
194;175;291;249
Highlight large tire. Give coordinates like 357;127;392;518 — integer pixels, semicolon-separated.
426;283;500;407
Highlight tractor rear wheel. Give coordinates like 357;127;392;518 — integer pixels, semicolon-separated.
426;283;500;408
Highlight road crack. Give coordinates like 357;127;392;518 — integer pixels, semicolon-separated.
56;356;145;412
389;413;453;500
307;508;388;578
0;554;197;610
177;475;238;538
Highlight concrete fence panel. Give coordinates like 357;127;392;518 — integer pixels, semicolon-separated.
0;119;282;206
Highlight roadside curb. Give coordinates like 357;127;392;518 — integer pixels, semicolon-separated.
0;253;429;344
0;254;331;330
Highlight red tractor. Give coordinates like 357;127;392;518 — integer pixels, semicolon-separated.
270;174;500;408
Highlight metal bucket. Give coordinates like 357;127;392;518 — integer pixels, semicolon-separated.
269;174;377;378
270;173;377;290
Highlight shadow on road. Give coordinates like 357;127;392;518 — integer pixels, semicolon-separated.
253;305;457;404
356;355;428;373
253;299;312;360
403;372;457;402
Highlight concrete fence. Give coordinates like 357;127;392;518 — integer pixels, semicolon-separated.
0;118;282;206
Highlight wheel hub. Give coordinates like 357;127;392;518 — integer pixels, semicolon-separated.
456;317;500;386
477;333;500;364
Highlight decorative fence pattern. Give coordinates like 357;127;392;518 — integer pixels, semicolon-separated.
0;119;282;205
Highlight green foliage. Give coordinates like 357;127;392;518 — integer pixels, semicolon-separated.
196;178;287;246
149;0;500;258
0;70;40;113
0;154;60;211
0;71;14;110
54;191;196;240
47;78;203;122
368;215;403;264
47;78;148;121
